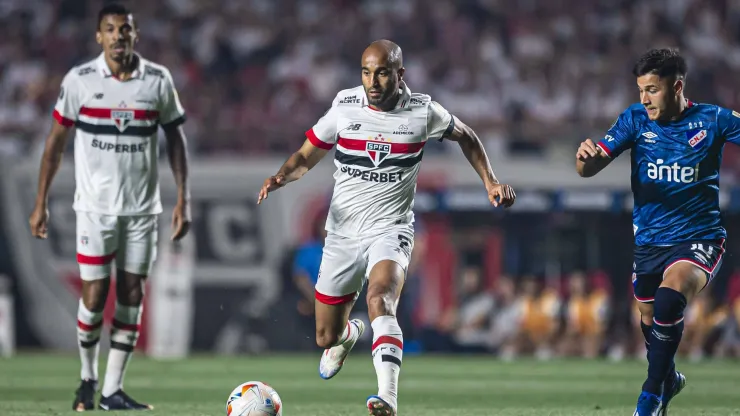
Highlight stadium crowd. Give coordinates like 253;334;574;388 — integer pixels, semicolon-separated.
3;0;740;164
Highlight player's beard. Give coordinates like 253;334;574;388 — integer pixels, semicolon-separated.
366;81;398;109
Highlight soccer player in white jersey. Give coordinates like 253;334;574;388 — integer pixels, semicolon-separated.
258;40;515;415
28;4;191;411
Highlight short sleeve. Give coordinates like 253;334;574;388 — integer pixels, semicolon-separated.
718;107;740;145
596;108;637;158
158;68;186;127
52;71;82;127
427;101;454;141
305;98;339;150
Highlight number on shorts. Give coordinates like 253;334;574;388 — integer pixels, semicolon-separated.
690;243;713;264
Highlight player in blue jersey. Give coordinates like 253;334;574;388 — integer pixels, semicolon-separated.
576;48;738;415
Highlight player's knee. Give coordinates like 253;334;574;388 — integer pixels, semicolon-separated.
315;326;339;349
116;270;145;306
662;262;706;299
81;279;110;312
637;303;654;325
653;287;688;323
366;291;396;319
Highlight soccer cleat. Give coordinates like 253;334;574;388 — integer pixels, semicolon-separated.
98;390;153;411
72;379;97;412
633;391;661;416
318;318;365;380
658;371;686;415
367;395;396;416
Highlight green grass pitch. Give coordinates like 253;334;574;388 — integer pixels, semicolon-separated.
1;353;740;415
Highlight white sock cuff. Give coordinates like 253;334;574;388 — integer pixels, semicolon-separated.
78;299;103;323
371;316;402;339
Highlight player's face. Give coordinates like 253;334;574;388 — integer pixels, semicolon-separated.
96;14;138;62
361;57;404;108
637;74;682;121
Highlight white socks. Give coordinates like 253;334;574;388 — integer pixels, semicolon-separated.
371;315;403;409
102;302;142;397
77;300;103;381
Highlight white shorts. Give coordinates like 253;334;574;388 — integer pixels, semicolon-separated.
76;212;158;281
315;226;414;305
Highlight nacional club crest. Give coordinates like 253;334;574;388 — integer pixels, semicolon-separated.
112;101;134;132
688;129;707;148
366;141;391;167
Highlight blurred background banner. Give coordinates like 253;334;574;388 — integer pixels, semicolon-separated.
2;0;740;361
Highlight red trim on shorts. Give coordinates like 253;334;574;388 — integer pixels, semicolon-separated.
79;107;159;120
53;109;75;126
314;289;355;305
77;319;103;331
306;129;334;150
372;335;403;350
112;319;140;332
634;295;655;303
77;252;117;265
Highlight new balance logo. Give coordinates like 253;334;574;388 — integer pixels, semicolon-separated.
345;123;361;131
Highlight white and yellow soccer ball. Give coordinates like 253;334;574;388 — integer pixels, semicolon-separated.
226;381;282;416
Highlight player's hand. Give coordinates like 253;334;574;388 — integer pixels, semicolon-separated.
486;183;516;208
576;138;603;161
257;174;286;204
29;204;49;239
171;201;191;241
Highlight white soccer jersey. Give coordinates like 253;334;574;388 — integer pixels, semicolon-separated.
306;82;453;236
53;53;186;216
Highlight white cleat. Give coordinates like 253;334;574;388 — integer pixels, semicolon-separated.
318;318;365;380
366;395;396;416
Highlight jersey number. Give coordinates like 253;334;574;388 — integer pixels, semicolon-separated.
690;243;713;264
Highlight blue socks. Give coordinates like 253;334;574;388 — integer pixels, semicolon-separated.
642;288;686;395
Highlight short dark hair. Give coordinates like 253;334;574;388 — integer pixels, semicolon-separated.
632;48;688;80
97;3;132;30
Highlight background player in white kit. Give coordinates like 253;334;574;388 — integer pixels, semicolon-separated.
258;40;515;415
28;4;191;412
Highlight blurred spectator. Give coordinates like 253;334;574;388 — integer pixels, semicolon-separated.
4;0;740;163
558;271;610;358
681;291;727;361
489;275;522;359
513;275;561;360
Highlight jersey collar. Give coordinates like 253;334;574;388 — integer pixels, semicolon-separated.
96;52;145;80
364;81;412;112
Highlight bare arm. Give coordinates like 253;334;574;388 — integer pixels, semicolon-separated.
163;124;190;204
575;138;612;178
163;123;192;241
446;115;497;185
257;139;330;204
35;121;71;206
445;115;515;207
29;121;72;238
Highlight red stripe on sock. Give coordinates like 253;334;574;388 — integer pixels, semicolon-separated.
112;319;139;331
372;335;403;351
77;319;103;331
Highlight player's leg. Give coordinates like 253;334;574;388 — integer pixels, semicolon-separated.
99;215;157;410
315;233;366;379
365;228;413;416
74;212;118;411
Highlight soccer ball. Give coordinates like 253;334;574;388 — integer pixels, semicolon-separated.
226;381;282;416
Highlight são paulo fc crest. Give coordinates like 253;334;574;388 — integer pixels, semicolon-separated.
366;141;391;167
112;110;134;132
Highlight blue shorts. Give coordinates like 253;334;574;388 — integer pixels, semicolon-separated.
632;239;726;303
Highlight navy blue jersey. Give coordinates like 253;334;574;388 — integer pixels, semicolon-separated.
597;101;740;246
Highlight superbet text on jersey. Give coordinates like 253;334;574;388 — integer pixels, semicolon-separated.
306;82;453;237
53;53;186;216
